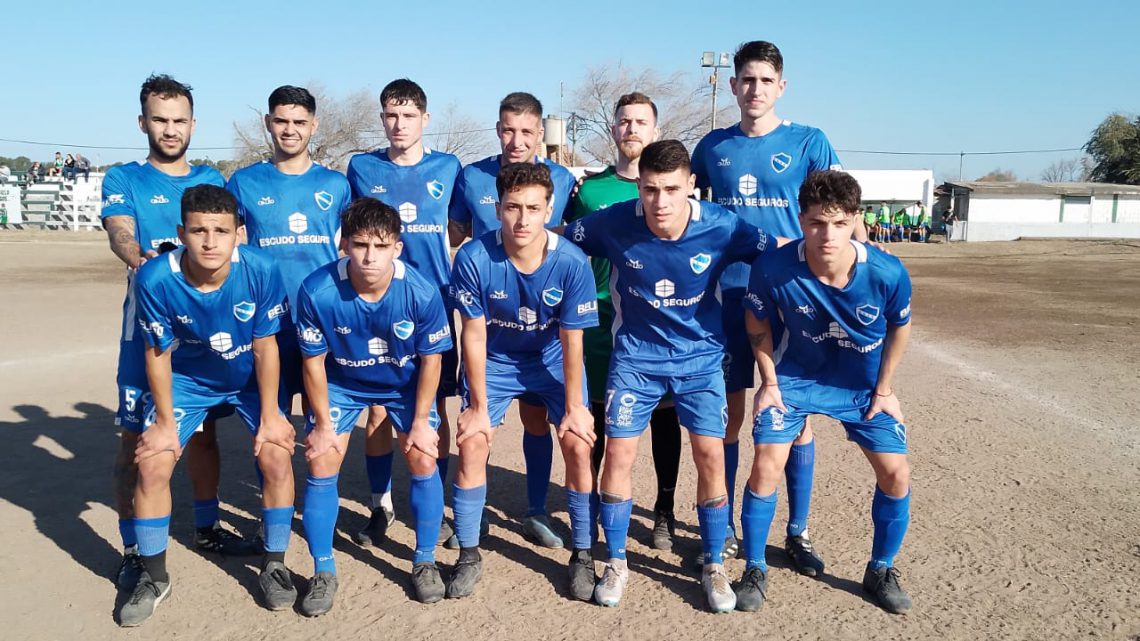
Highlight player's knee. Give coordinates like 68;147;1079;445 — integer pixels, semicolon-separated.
751;447;785;487
458;433;490;461
560;436;592;465
257;449;293;487
875;459;910;496
405;448;436;476
602;440;637;476
136;454;175;489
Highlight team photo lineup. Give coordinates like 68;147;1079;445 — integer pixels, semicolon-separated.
105;40;915;626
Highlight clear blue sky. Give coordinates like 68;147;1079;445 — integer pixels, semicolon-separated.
3;0;1137;182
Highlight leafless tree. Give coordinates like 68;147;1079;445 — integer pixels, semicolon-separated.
425;102;496;164
1040;156;1091;182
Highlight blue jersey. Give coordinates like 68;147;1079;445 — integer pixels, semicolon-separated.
451;230;598;366
225;161;349;318
745;240;912;390
135;245;288;396
346;148;460;289
449;155;576;240
295;258;453;401
692;121;841;290
566;199;776;376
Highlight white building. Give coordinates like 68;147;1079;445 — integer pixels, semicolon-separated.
846;169;935;211
938;181;1140;242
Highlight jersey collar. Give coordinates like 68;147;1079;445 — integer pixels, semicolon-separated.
166;246;239;273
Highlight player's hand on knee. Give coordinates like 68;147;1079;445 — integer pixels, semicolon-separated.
752;384;786;420
304;427;343;462
135;425;181;463
456;407;492;446
255;413;296;456
404;419;440;459
865;389;904;423
557;404;596;446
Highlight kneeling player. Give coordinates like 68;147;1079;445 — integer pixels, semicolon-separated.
295;197;453;611
119;185;296;627
736;170;914;614
445;163;599;601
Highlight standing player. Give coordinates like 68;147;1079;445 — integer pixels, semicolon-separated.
294;198;453;610
118;185;296;626
915;201;929;242
447;91;577;547
101;74;253;594
878;202;892;243
345;79;460;547
445;162;598;601
736;170;913;614
565;92;686;551
226;85;350;410
692;40;852;572
566;140;780;612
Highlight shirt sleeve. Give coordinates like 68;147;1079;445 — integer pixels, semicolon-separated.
135;267;175;352
346;155;366;201
564;208;608;258
448;169;473;225
744;257;778;323
549;167;575;225
558;255;600;330
807;130;842;172
253;258;287;339
449;247;485;319
726;216;775;264
295;284;329;356
415;286;453;355
885;263;913;327
100;167;135;221
691;135;712;192
224;174;252;227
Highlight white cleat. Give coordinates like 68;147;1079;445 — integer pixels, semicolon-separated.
593;558;629;607
702;563;737;613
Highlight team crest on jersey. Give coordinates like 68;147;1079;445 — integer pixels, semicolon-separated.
855;304;880;325
314;191;334;211
393;320;415;340
233;301;256;322
771;153;793;174
689;253;712;274
426;180;445;200
542;287;563;306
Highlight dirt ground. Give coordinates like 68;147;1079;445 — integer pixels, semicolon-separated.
0;230;1137;641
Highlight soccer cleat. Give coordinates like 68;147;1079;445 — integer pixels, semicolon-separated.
118;572;171;627
412;562;446;604
438;517;456;547
195;523;258;557
733;566;768;612
567;549;596;602
862;565;913;614
353;505;396;547
785;534;825;577
299;572;338;617
116;548;145;591
723;533;740;560
445;548;483;599
257;561;298;611
650;511;675;551
593;558;629;608
521;514;563;548
701;563;737;613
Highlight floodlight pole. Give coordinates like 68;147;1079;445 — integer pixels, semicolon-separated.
702;51;731;132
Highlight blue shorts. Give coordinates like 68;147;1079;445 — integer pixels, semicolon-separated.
752;380;907;454
115;338;150;431
605;361;727;438
305;385;441;435
459;357;588;427
142;384;273;449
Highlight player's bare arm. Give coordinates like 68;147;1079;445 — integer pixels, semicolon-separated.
302;351;342;461
447;220;470;248
252;335;294;456
865;322;911;423
746;311;787;418
104;215;154;269
404;352;442;459
136;345;180;462
557;327;595;446
455;315;492;446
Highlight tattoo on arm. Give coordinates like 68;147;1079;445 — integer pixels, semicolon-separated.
105;216;142;267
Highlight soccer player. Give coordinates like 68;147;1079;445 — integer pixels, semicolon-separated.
226;85;350;411
893;207;909;242
565;92;686;551
914;201;929;242
294;197;453;610
736;170;913;614
691;40;850;573
118;185;296;626
566;139;779;612
447;91;577;548
445;162;599;601
101;74;253;594
345;79;461;547
863;205;878;242
878;202;892;243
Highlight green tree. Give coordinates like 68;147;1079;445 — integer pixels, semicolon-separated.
1084;113;1140;185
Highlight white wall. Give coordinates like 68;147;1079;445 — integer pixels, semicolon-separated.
846;169;934;207
964;222;1140;241
966;195;1059;224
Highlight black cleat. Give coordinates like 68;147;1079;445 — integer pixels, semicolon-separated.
195;523;258;557
862;565;913;614
733;566;768;612
116;548;145;591
650;511;675;551
412;562;446;604
445;548;483;599
785;534;825;577
118;572;171;627
567;549;596;601
300;572;338;617
258;561;298;611
353;506;395;547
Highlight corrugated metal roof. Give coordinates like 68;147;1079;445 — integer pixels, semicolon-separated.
940;181;1140;197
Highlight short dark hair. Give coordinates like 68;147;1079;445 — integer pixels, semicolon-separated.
639;140;690;175
614;92;658;120
499;92;542;118
140;74;194;114
380;78;427;113
798;170;861;216
734;40;784;76
181;184;239;225
341;197;401;240
496;162;553;202
268;85;316;115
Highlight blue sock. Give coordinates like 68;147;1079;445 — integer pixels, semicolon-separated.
119;518;137;548
452;484;487;548
870;487;910;569
436;456;450;485
135;515;171;557
522;431;553;516
365;453;394;495
599;497;632;560
697;501;729;565
724;441;739;536
410;473;444;564
193;498;220;530
566;490;593;550
302;474;340;575
589;491;600;545
785;441;815;537
262;506;294;553
741;488;777;571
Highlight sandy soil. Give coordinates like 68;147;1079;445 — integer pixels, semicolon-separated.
0;230;1137;640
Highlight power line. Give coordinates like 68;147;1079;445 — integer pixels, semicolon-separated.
838;147;1083;156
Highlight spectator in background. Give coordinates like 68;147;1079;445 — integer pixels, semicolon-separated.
27;162;42;186
942;208;957;240
48;152;64;177
0;164;11;183
75;153;91;182
63;154;76;181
